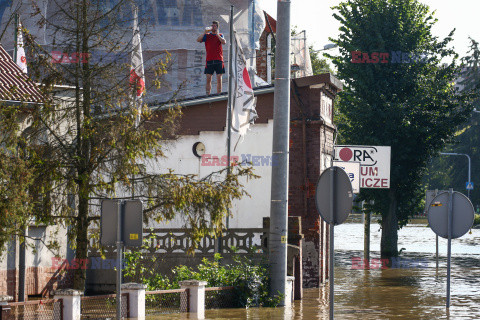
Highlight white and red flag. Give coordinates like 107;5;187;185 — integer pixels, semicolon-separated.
16;21;27;74
130;7;145;100
231;31;257;136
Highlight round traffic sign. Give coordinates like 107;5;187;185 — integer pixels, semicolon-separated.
427;191;474;239
315;166;354;225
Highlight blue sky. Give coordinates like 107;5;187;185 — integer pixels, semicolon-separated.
260;0;480;58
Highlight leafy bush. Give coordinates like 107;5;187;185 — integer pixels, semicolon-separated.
124;245;283;307
474;213;480;226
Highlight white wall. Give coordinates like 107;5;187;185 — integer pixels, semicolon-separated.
149;119;274;229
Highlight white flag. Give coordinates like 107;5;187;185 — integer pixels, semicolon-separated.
16;21;27;74
130;6;145;126
231;32;257;136
130;7;145;99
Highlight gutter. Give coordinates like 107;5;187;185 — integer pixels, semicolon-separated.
0;99;44;106
150;85;275;111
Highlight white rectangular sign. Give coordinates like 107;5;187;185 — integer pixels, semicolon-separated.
334;145;391;189
333;161;361;194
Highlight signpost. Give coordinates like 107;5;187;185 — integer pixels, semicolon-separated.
335;145;391;269
315;166;353;320
101;199;143;320
425;190;447;269
427;189;474;308
334;145;391;189
466;182;474;191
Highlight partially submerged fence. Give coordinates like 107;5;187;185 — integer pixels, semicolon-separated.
80;293;129;319
0;282;243;320
145;288;189;316
86;228;269;295
204;286;235;309
2;299;63;320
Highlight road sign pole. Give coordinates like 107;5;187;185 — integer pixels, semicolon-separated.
329;167;335;320
467;155;471;199
364;200;372;265
315;166;353;320
446;188;453;309
428;189;474;309
116;201;123;320
434;189;439;269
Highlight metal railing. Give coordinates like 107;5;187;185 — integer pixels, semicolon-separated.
80;293;129;319
145;288;189;315
8;299;63;320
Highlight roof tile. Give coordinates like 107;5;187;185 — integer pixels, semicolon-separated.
0;44;44;103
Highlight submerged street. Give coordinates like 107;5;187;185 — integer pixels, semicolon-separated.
152;222;480;319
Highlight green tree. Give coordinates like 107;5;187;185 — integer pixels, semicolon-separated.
425;37;480;206
16;0;256;291
0;104;34;250
329;0;475;258
309;45;333;75
459;37;480;109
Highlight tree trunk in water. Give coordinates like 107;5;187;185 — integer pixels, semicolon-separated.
73;193;89;291
381;190;398;259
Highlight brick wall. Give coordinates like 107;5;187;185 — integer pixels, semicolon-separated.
288;83;337;287
256;30;269;82
0;267;73;301
256;12;276;83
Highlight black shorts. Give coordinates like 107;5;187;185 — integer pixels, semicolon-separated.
204;60;225;75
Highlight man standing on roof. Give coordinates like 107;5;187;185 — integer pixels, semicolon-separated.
197;20;226;95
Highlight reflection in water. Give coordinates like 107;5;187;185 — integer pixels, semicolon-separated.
150;223;480;319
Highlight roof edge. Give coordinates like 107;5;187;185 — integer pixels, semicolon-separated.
150;85;275;111
293;73;343;91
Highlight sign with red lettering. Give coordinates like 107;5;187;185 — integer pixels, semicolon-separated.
334;146;391;189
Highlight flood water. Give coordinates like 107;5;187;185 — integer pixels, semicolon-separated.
152;222;480;319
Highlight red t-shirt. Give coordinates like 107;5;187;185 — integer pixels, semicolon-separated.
202;33;224;62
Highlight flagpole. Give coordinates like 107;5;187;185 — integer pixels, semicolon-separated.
132;6;138;200
14;14;18;62
226;5;234;230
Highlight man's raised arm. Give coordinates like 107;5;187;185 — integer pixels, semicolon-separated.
197;31;206;43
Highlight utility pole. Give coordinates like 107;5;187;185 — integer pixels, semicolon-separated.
226;5;234;230
269;0;291;305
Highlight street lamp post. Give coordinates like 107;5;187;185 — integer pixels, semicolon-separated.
440;152;472;198
311;43;338;53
